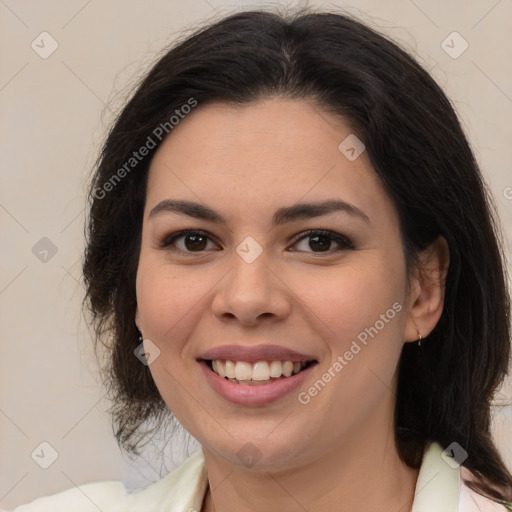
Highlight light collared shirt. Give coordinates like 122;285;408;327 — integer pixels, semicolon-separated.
5;442;511;511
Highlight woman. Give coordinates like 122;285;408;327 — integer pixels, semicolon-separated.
7;8;512;512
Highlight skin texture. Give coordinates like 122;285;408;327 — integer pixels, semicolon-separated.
135;97;449;512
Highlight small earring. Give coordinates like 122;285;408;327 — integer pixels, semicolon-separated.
137;329;143;342
417;332;423;347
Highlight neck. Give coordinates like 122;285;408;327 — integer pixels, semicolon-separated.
201;421;419;512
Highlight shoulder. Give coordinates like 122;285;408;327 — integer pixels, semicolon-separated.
3;449;207;512
459;466;512;512
412;441;511;512
1;481;128;512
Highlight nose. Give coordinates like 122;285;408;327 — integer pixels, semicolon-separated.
211;251;292;327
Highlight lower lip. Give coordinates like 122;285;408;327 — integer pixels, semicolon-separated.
198;361;317;406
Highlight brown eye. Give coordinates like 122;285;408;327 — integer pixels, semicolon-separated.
160;230;219;253
308;234;333;252
183;233;208;251
290;229;354;254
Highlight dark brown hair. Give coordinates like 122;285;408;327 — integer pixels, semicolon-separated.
83;8;512;503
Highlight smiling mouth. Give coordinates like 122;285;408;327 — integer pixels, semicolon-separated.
204;359;317;385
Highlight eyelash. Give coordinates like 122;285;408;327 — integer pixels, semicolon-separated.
159;229;355;256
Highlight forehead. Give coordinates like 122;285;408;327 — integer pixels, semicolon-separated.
145;98;396;227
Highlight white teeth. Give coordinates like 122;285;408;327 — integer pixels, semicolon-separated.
210;359;309;381
282;361;293;377
225;360;236;379
216;360;226;378
235;361;252;380
252;361;270;381
269;360;282;378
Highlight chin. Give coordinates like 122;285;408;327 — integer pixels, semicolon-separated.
200;426;314;471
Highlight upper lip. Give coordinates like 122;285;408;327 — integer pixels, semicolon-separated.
198;344;317;364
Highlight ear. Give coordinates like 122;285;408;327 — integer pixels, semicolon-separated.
135;306;142;332
403;235;450;343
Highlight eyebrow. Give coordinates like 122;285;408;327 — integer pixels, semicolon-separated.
148;199;370;225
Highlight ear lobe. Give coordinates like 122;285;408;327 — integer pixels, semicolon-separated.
135;306;141;332
404;235;450;343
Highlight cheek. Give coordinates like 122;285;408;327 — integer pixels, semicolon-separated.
136;254;210;341
135;255;209;422
296;257;406;402
316;264;405;394
293;257;405;346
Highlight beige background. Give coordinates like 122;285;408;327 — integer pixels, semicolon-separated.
1;0;511;508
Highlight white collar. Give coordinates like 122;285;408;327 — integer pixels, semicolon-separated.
152;440;507;512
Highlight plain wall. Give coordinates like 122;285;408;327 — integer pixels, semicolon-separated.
1;0;511;508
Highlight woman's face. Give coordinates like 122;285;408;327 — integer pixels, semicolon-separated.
135;97;416;470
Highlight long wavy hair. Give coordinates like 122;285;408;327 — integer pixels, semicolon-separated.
82;8;512;503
